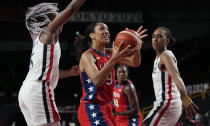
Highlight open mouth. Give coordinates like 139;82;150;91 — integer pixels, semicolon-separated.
103;34;110;40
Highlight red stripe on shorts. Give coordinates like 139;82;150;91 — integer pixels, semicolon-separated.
46;45;59;122
154;75;172;126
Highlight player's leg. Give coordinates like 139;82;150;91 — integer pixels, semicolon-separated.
18;83;33;126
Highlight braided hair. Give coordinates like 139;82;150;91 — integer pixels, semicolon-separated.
25;2;59;41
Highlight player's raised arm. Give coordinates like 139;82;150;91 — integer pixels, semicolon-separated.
47;0;85;34
41;0;85;44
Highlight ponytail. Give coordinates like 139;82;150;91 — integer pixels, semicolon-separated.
74;34;91;62
158;27;176;47
74;22;98;62
168;36;176;47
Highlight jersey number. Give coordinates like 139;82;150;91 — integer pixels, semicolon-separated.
113;98;119;108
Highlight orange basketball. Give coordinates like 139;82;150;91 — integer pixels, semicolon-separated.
114;29;139;49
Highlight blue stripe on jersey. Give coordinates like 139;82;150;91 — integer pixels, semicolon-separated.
42;81;50;123
85;103;108;126
161;72;166;101
144;72;166;125
38;45;47;80
81;72;97;100
126;97;131;112
29;52;34;70
90;48;106;57
129;115;139;126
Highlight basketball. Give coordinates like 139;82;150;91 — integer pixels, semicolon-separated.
114;29;139;49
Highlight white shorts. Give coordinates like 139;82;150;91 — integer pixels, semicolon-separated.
143;98;182;126
36;122;60;126
18;80;60;126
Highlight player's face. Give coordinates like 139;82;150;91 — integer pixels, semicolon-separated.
116;66;128;84
92;22;110;45
152;28;168;52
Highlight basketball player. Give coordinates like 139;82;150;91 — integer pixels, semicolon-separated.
113;65;142;126
75;22;147;126
18;0;85;126
143;27;199;126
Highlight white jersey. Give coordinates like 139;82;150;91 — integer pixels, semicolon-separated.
144;50;182;126
152;50;180;101
23;35;61;89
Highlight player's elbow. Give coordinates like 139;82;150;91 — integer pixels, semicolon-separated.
131;53;141;67
129;58;140;67
133;60;141;67
130;107;139;115
125;60;140;68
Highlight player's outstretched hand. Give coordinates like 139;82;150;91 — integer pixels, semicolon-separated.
181;95;199;118
136;25;148;40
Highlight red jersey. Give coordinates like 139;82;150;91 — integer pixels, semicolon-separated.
113;80;132;113
80;48;115;103
113;80;142;126
78;48;116;126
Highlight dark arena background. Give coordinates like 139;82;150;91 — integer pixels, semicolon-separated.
0;0;210;126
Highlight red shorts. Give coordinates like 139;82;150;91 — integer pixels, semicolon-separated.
78;101;116;126
115;113;142;126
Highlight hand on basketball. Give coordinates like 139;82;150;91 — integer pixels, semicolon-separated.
125;26;147;50
181;95;199;118
112;41;136;62
136;26;148;40
136;26;148;49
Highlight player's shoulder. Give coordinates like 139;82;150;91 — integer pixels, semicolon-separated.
160;50;172;58
127;80;133;84
81;49;92;57
124;81;135;90
80;49;94;72
160;50;176;62
80;49;92;63
164;50;174;55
